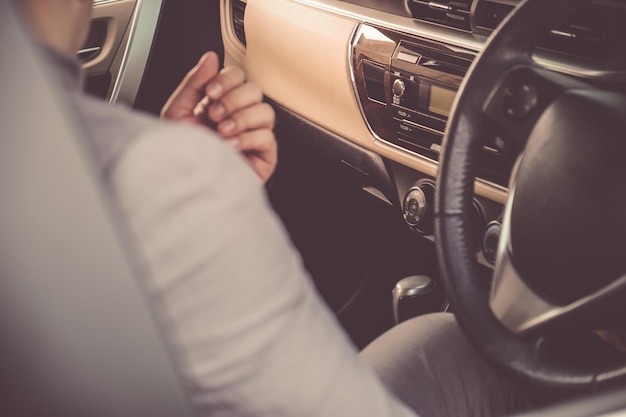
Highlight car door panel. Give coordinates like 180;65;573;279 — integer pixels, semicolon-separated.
83;0;137;99
83;0;164;108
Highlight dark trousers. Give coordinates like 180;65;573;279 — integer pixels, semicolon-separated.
361;313;531;417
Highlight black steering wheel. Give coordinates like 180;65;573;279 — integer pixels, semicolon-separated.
435;0;626;398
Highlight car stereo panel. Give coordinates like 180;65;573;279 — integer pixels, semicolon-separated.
351;23;514;188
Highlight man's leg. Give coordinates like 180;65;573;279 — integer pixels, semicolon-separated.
361;313;531;417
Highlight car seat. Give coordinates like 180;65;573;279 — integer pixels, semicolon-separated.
0;2;196;416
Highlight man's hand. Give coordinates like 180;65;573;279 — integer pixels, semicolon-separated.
161;52;277;183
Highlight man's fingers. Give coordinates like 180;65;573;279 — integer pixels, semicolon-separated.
228;129;277;154
226;129;278;183
192;96;211;117
209;83;266;124
182;51;220;93
216;102;275;137
205;66;246;100
160;52;219;119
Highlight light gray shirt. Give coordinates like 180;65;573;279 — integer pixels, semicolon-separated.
50;47;416;417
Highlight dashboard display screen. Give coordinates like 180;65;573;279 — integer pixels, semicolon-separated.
428;84;456;118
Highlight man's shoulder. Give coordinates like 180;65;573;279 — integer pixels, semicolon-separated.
110;111;261;217
74;94;225;174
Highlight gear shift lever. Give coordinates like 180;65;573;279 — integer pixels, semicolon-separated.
392;275;438;324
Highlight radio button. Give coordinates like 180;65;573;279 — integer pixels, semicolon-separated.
390;73;419;108
393;108;432;127
396;120;443;151
396;118;442;137
392;78;406;99
394;108;416;121
397;120;420;137
395;108;412;119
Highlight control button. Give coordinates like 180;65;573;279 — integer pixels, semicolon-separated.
395;108;416;121
392;78;406;99
494;136;516;157
403;182;435;234
483;136;515;158
503;80;538;120
393;108;433;127
482;221;502;265
396;119;442;142
398;120;419;136
403;187;427;227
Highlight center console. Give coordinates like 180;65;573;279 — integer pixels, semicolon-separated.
351;24;516;189
351;24;512;265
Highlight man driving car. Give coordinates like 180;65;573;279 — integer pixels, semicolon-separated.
14;0;418;416
14;0;534;416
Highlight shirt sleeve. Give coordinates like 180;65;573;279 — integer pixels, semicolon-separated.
108;122;417;417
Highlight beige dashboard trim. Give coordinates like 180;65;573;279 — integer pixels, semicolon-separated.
245;0;375;149
236;0;507;203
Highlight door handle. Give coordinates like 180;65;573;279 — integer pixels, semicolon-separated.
77;46;102;62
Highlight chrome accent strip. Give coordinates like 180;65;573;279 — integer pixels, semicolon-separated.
348;25;380;149
108;0;163;106
429;2;452;12
77;46;102;59
78;46;102;54
535;54;626;82
93;0;123;5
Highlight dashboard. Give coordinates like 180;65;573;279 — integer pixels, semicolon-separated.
221;0;626;267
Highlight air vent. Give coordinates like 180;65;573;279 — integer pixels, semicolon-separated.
362;60;386;104
537;1;626;62
232;0;247;46
474;0;514;31
474;0;626;63
409;1;472;31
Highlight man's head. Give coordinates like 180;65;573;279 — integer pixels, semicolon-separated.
17;0;92;56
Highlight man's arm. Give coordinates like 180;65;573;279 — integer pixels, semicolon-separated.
110;124;416;417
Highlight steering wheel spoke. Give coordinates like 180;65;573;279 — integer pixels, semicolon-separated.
490;232;556;336
490;189;626;337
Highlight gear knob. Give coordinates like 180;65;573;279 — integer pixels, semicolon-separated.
392;275;438;324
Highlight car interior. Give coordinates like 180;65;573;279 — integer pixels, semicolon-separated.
4;0;626;415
